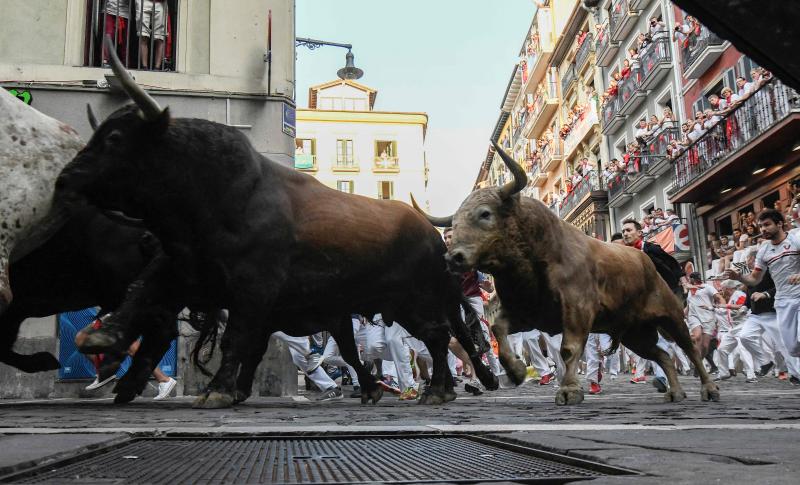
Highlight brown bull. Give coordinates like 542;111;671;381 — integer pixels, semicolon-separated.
414;142;719;406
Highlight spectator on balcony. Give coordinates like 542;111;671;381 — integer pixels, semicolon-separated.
661;107;676;127
575;30;588;48
649;17;667;41
665;208;679;224
621;58;632;80
634;118;651;144
648;115;661;134
717;235;735;270
135;0;168;70
719;87;742;148
736;76;753;99
102;0;131;66
637;32;652;54
672;22;691;51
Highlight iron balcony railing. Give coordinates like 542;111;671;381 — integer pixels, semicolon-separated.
334;157;358;170
680;25;724;75
560;170;600;217
513;110;528;142
601;95;622;129
639;35;671;81
672;78;800;191
609;0;630;37
540;139;562;168
595;22;610;54
607;172;630;200
642;125;679;173
86;0;178;71
575;32;594;71
645;217;687;242
530;79;559;124
618;69;643;111
561;64;577;95
373;156;400;171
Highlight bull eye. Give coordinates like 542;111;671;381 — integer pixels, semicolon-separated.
479;210;492;220
105;130;123;146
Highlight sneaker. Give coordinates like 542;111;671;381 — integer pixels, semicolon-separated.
652;376;668;393
399;387;419;400
778;371;789;380
317;387;343;401
790;376;800;386
153;377;177;401
378;375;401;395
85;374;116;391
630;376;647;384
349;386;361;398
610;374;618;380
758;361;775;377
464;379;484;396
713;372;731;382
588;382;602;394
745;376;758;383
539;373;555;386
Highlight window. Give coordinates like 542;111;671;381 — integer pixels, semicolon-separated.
84;0;180;71
378;181;394;200
717;215;733;237
336;139;355;166
294;138;316;170
762;190;780;210
374;140;399;169
738;56;759;81
722;67;737;91
319;97;368;111
337;180;354;194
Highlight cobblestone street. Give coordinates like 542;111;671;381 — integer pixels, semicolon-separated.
1;375;798;483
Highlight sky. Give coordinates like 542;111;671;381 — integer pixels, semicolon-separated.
295;0;535;213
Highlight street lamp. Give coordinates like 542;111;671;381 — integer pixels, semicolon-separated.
295;37;364;80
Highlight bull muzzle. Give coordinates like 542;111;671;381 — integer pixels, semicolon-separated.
445;249;472;273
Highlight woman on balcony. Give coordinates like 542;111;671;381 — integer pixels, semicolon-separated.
661;107;676;128
719;87;742;149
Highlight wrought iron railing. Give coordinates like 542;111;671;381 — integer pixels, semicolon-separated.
642;125;679;173
618;69;643;110
530;79;558;124
560;170;600;217
540;139;562;168
609;0;630;36
607;172;630;200
680;25;724;75
563;105;599;156
595;22;610;55
561;64;577;94
575;32;594;70
601;95;622;129
639;35;671;82
672;78;800;191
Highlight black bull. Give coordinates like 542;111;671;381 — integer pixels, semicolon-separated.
0;206;186;402
50;38;496;408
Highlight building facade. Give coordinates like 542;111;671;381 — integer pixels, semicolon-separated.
0;0;296;165
667;8;800;275
296;80;429;207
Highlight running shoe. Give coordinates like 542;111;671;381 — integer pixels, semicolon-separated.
778;371;789;380
652;376;668;393
464;379;484;396
588;382;602;395
317;387;343;401
757;361;774;377
790;376;800;386
745;377;758;383
153;377;177;400
399;387;419;400
378;375;401;394
85;374;116;391
630;376;647;384
539;373;555;386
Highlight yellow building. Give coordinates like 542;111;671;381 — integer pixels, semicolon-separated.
296;80;429;205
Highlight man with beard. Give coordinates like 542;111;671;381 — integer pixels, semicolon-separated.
725;209;800;385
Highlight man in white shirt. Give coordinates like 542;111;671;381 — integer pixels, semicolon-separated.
686;272;718;363
726;209;800;385
634;119;651;141
713;280;756;382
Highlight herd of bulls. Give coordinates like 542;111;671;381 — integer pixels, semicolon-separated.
0;38;719;409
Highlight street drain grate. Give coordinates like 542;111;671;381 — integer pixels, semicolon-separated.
0;434;638;484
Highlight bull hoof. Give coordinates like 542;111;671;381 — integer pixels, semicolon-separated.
701;383;720;402
193;391;234;409
233;390;250;404
664;389;687;403
360;384;383;405
506;358;527;386
555;385;584;406
479;371;499;391
418;390;445;405
113;391;136;405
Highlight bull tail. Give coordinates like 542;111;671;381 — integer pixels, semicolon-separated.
600;336;620;357
190;309;223;377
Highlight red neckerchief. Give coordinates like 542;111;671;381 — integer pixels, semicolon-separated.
632;239;643;250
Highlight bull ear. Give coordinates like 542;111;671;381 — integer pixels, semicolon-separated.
103;36;165;122
410;193;453;227
86;104;99;131
491;140;527;200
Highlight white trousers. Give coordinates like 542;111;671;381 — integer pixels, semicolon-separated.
775;299;800;358
510;330;551;377
715;327;756;379
320;333;361;387
543;332;564;381
364;316;416;391
740;310;800;377
585;333;611;384
272;331;337;391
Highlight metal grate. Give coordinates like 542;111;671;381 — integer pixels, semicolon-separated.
1;435;637;484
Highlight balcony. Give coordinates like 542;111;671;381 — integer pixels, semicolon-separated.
540;139;563;172
563;105;600;160
643;219;690;255
522;46;554;97
294;154;317;171
630;0;651;9
526;80;559;139
512;110;528;145
561;64;577;97
609;0;641;42
642;124;680;177
559;170;603;220
548;200;560;218
681;26;726;79
601;96;625;135
528;161;548;187
333;158;359;172
639;36;671;90
575;33;594;74
373;156;400;173
595;23;619;67
606;172;633;207
671;78;800;203
618;70;646;116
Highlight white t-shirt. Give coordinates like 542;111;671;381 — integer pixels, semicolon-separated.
754;230;800;301
635;126;650;139
720;290;749;330
687;285;718;323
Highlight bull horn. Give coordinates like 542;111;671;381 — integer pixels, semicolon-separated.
103;36;163;121
86;104;99;131
410;193;453;228
491;140;528;200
